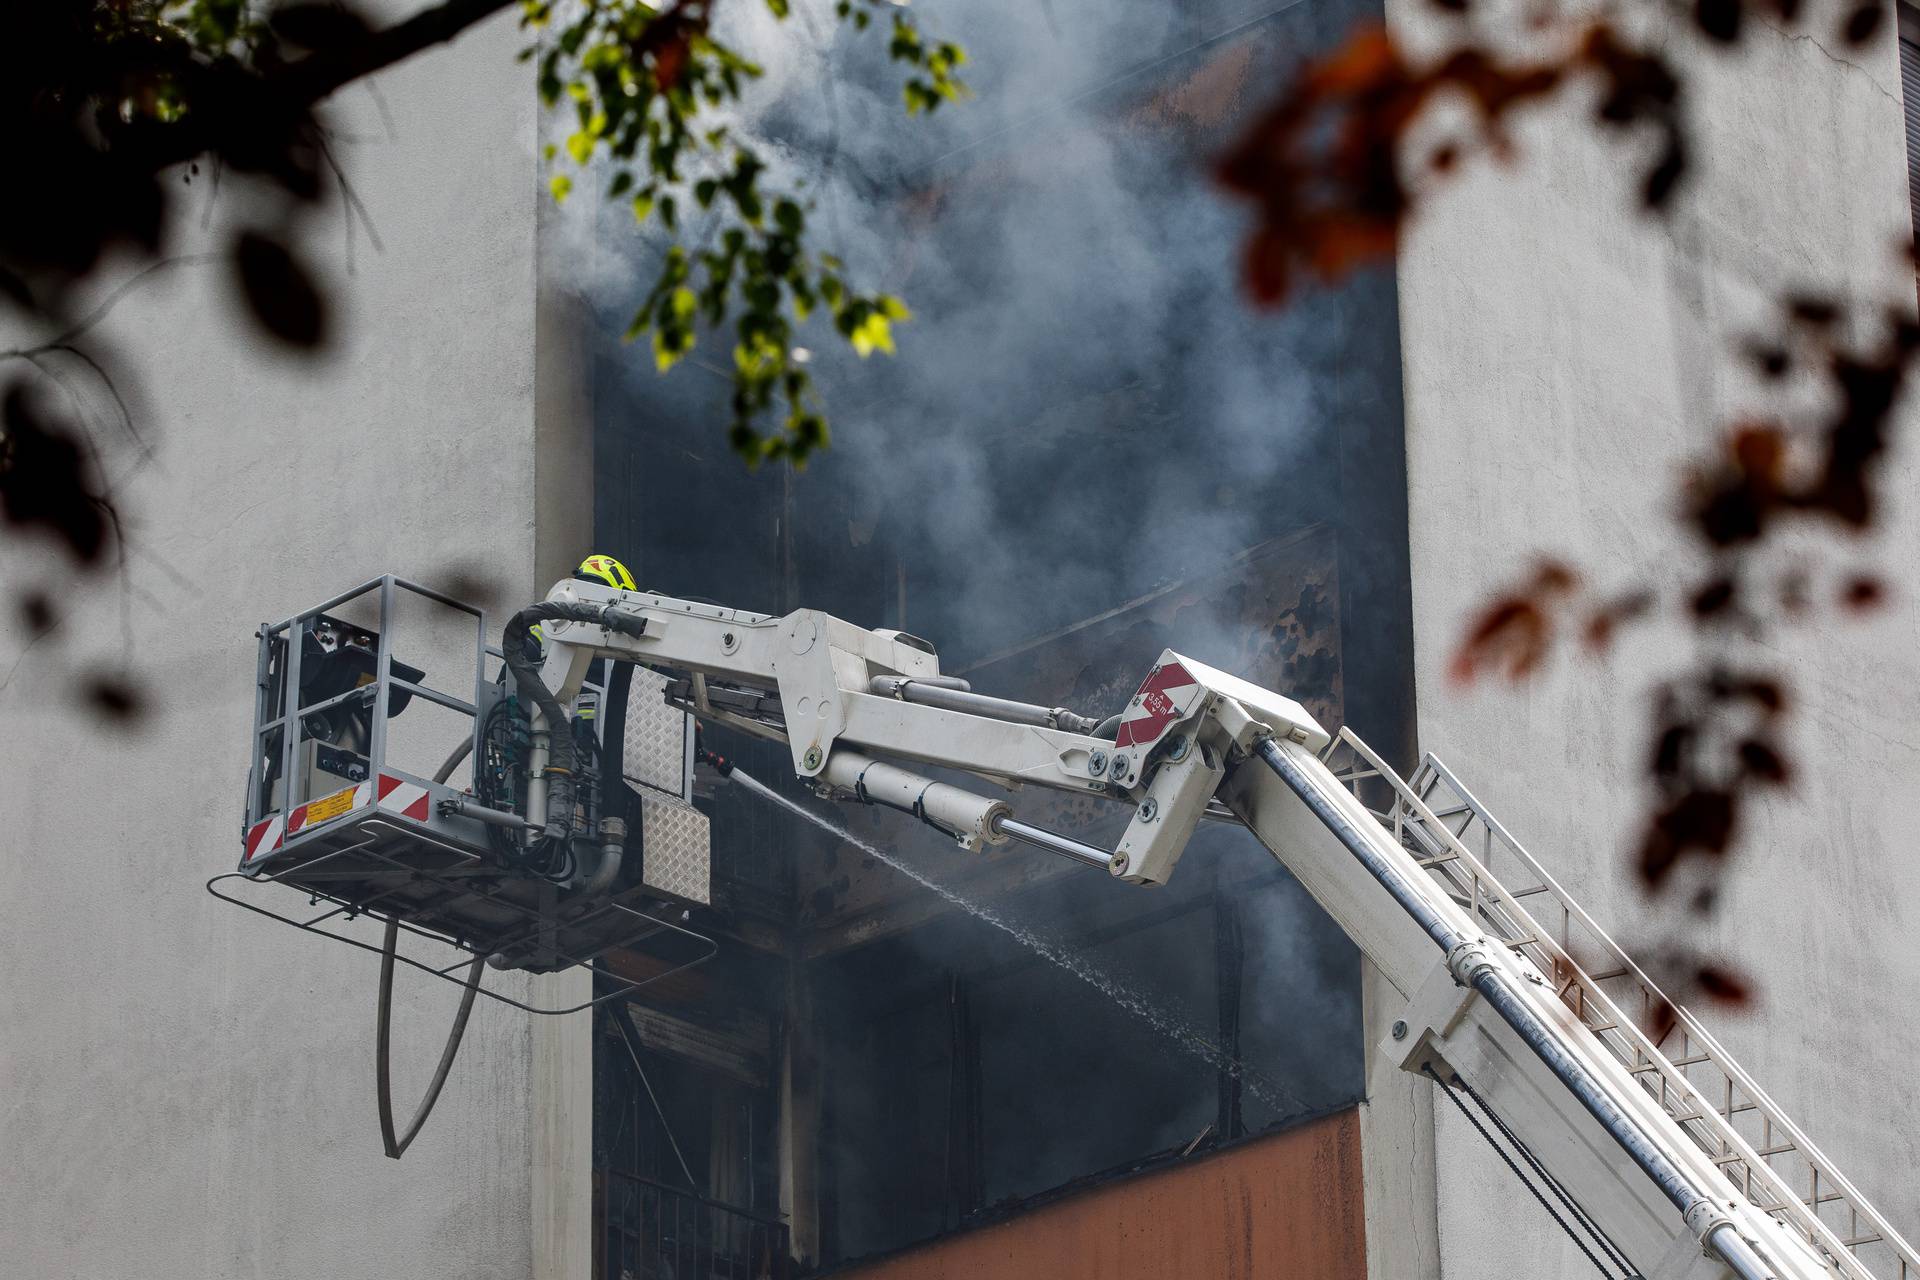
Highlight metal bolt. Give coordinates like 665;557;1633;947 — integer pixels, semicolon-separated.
1391;1019;1408;1041
802;746;823;770
1108;753;1129;779
721;631;739;653
1110;852;1129;876
1088;749;1109;776
1139;798;1159;823
1165;736;1189;762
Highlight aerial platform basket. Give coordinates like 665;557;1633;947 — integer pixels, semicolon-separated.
211;574;714;1015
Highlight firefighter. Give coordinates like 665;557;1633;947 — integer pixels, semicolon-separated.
530;553;639;650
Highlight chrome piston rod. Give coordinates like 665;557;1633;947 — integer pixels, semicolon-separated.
1254;738;1776;1280
868;675;1103;735
992;815;1117;872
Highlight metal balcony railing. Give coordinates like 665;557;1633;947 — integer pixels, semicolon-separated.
598;1169;791;1280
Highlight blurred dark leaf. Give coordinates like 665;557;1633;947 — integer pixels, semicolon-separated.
1736;737;1790;783
235;232;329;348
1642;144;1686;208
1748;343;1790;378
269;1;373;49
1695;0;1742;42
1788;295;1838;325
1693;963;1752;1004
1220;27;1569;305
1841;574;1886;609
1841;1;1884;45
1689;424;1785;546
0;387;111;562
1450;561;1578;683
1690;576;1736;617
1638;788;1735;887
1650;722;1694;779
19;591;54;632
653;31;693;90
1702;670;1785;712
82;676;145;723
1583;589;1654;650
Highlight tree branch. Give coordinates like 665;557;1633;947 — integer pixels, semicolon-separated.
278;0;521;105
128;0;520;177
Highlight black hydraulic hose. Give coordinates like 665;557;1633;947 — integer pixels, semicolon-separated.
375;736;485;1160
502;600;646;854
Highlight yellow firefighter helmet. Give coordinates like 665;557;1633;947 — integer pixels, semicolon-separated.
576;554;637;592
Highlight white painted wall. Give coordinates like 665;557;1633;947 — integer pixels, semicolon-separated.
1392;4;1920;1275
0;8;590;1277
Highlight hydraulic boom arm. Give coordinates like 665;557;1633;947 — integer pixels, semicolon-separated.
529;576;1905;1280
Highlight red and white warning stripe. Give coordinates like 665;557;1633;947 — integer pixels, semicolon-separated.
1114;661;1198;750
245;775;428;865
243;814;285;864
376;773;432;822
243;777;379;864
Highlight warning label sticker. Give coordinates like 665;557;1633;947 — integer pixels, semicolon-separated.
303;785;360;827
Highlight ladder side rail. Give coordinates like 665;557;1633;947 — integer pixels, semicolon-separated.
1336;731;1878;1279
1253;736;1822;1280
1683;1014;1920;1269
1419;751;1920;1274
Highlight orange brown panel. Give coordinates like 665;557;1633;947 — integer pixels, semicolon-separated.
834;1108;1366;1280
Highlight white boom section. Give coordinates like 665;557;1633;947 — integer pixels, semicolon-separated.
1344;741;1918;1280
532;579;1906;1280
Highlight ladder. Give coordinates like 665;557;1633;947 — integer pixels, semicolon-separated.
1329;729;1918;1280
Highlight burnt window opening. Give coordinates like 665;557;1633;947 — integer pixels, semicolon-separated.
576;0;1411;1271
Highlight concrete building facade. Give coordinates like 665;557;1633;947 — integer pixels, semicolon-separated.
2;1;1916;1278
0;6;592;1278
1394;2;1920;1274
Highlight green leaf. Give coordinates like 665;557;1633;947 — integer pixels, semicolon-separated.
849;311;895;357
525;0;961;465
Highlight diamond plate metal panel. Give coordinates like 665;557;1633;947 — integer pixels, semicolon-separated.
640;790;710;906
622;667;690;797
